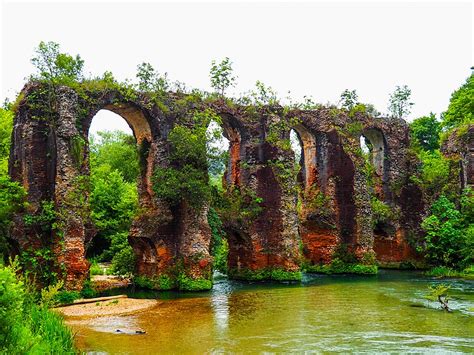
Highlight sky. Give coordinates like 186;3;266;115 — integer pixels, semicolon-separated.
1;0;472;135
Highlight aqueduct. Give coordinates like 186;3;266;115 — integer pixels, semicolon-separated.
8;81;471;290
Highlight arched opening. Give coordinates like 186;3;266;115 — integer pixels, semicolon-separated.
84;105;153;278
291;125;318;191
290;125;339;265
360;128;397;260
206;117;231;275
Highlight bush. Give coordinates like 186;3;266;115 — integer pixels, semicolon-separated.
0;262;76;353
420;194;473;269
208;207;228;273
111;245;135;276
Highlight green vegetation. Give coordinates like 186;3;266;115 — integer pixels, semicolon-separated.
425;284;451;312
88;132;138;276
388;84;414;119
304;244;378;275
0;261;76;353
441;73;473;131
208;207;228;273
210;57;236;96
407;73;473;277
409;113;441;151
228;267;302;281
419;193;473;270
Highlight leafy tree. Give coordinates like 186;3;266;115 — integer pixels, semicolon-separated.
152;110;219;209
411;150;450;196
31;41;84;84
442;74;473;130
209;57;236;96
410;113;441;151
0;108;13;175
90;131;139;183
0;108;26;259
136;62;169;92
388;85;414;119
420;194;473;269
339;89;359;110
90;164;138;237
251;80;278;105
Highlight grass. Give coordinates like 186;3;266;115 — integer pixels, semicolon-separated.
304;260;378;275
0;262;76;353
424;265;474;280
228;267;302;281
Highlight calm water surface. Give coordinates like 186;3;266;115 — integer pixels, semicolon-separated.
69;270;474;354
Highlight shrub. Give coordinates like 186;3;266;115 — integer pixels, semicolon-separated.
111;245;135;276
420;195;473;269
0;262;76;353
208;207;228;273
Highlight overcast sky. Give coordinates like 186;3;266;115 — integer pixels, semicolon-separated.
1;0;472;134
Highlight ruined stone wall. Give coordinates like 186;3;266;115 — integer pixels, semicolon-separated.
9;82;420;290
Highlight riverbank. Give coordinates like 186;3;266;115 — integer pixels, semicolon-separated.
55;297;158;318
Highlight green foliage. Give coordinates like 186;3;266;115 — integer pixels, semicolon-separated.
425;266;474;280
425;283;451;311
420;193;473;270
441;74;473;130
251;81;279;106
111;245;135;276
345;121;364;137
90;130;140;184
31;41;84;84
70;134;85;168
54;290;81;305
19;247;60;286
388;85;414;119
228;267;302;281
305;261;378;275
0;262;76;353
0;176;27;258
371;197;395;227
305;244;378;275
90;166;138;241
0;108;13;175
208;207;228;273
89;259;103;276
39;281;63;308
176;273;213;291
215;187;264;225
339;89;359;110
411;150;451;197
410;113;441;151
152;110;218;210
136;62;169;93
210;57;236;96
134;274;175;290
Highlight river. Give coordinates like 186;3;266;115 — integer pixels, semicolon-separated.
68;270;474;353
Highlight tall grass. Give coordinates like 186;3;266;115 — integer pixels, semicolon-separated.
0;261;77;353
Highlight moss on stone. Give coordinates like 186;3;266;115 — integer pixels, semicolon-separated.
228;267;302;281
133;274;175;290
176;273;213;291
304;261;378;275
